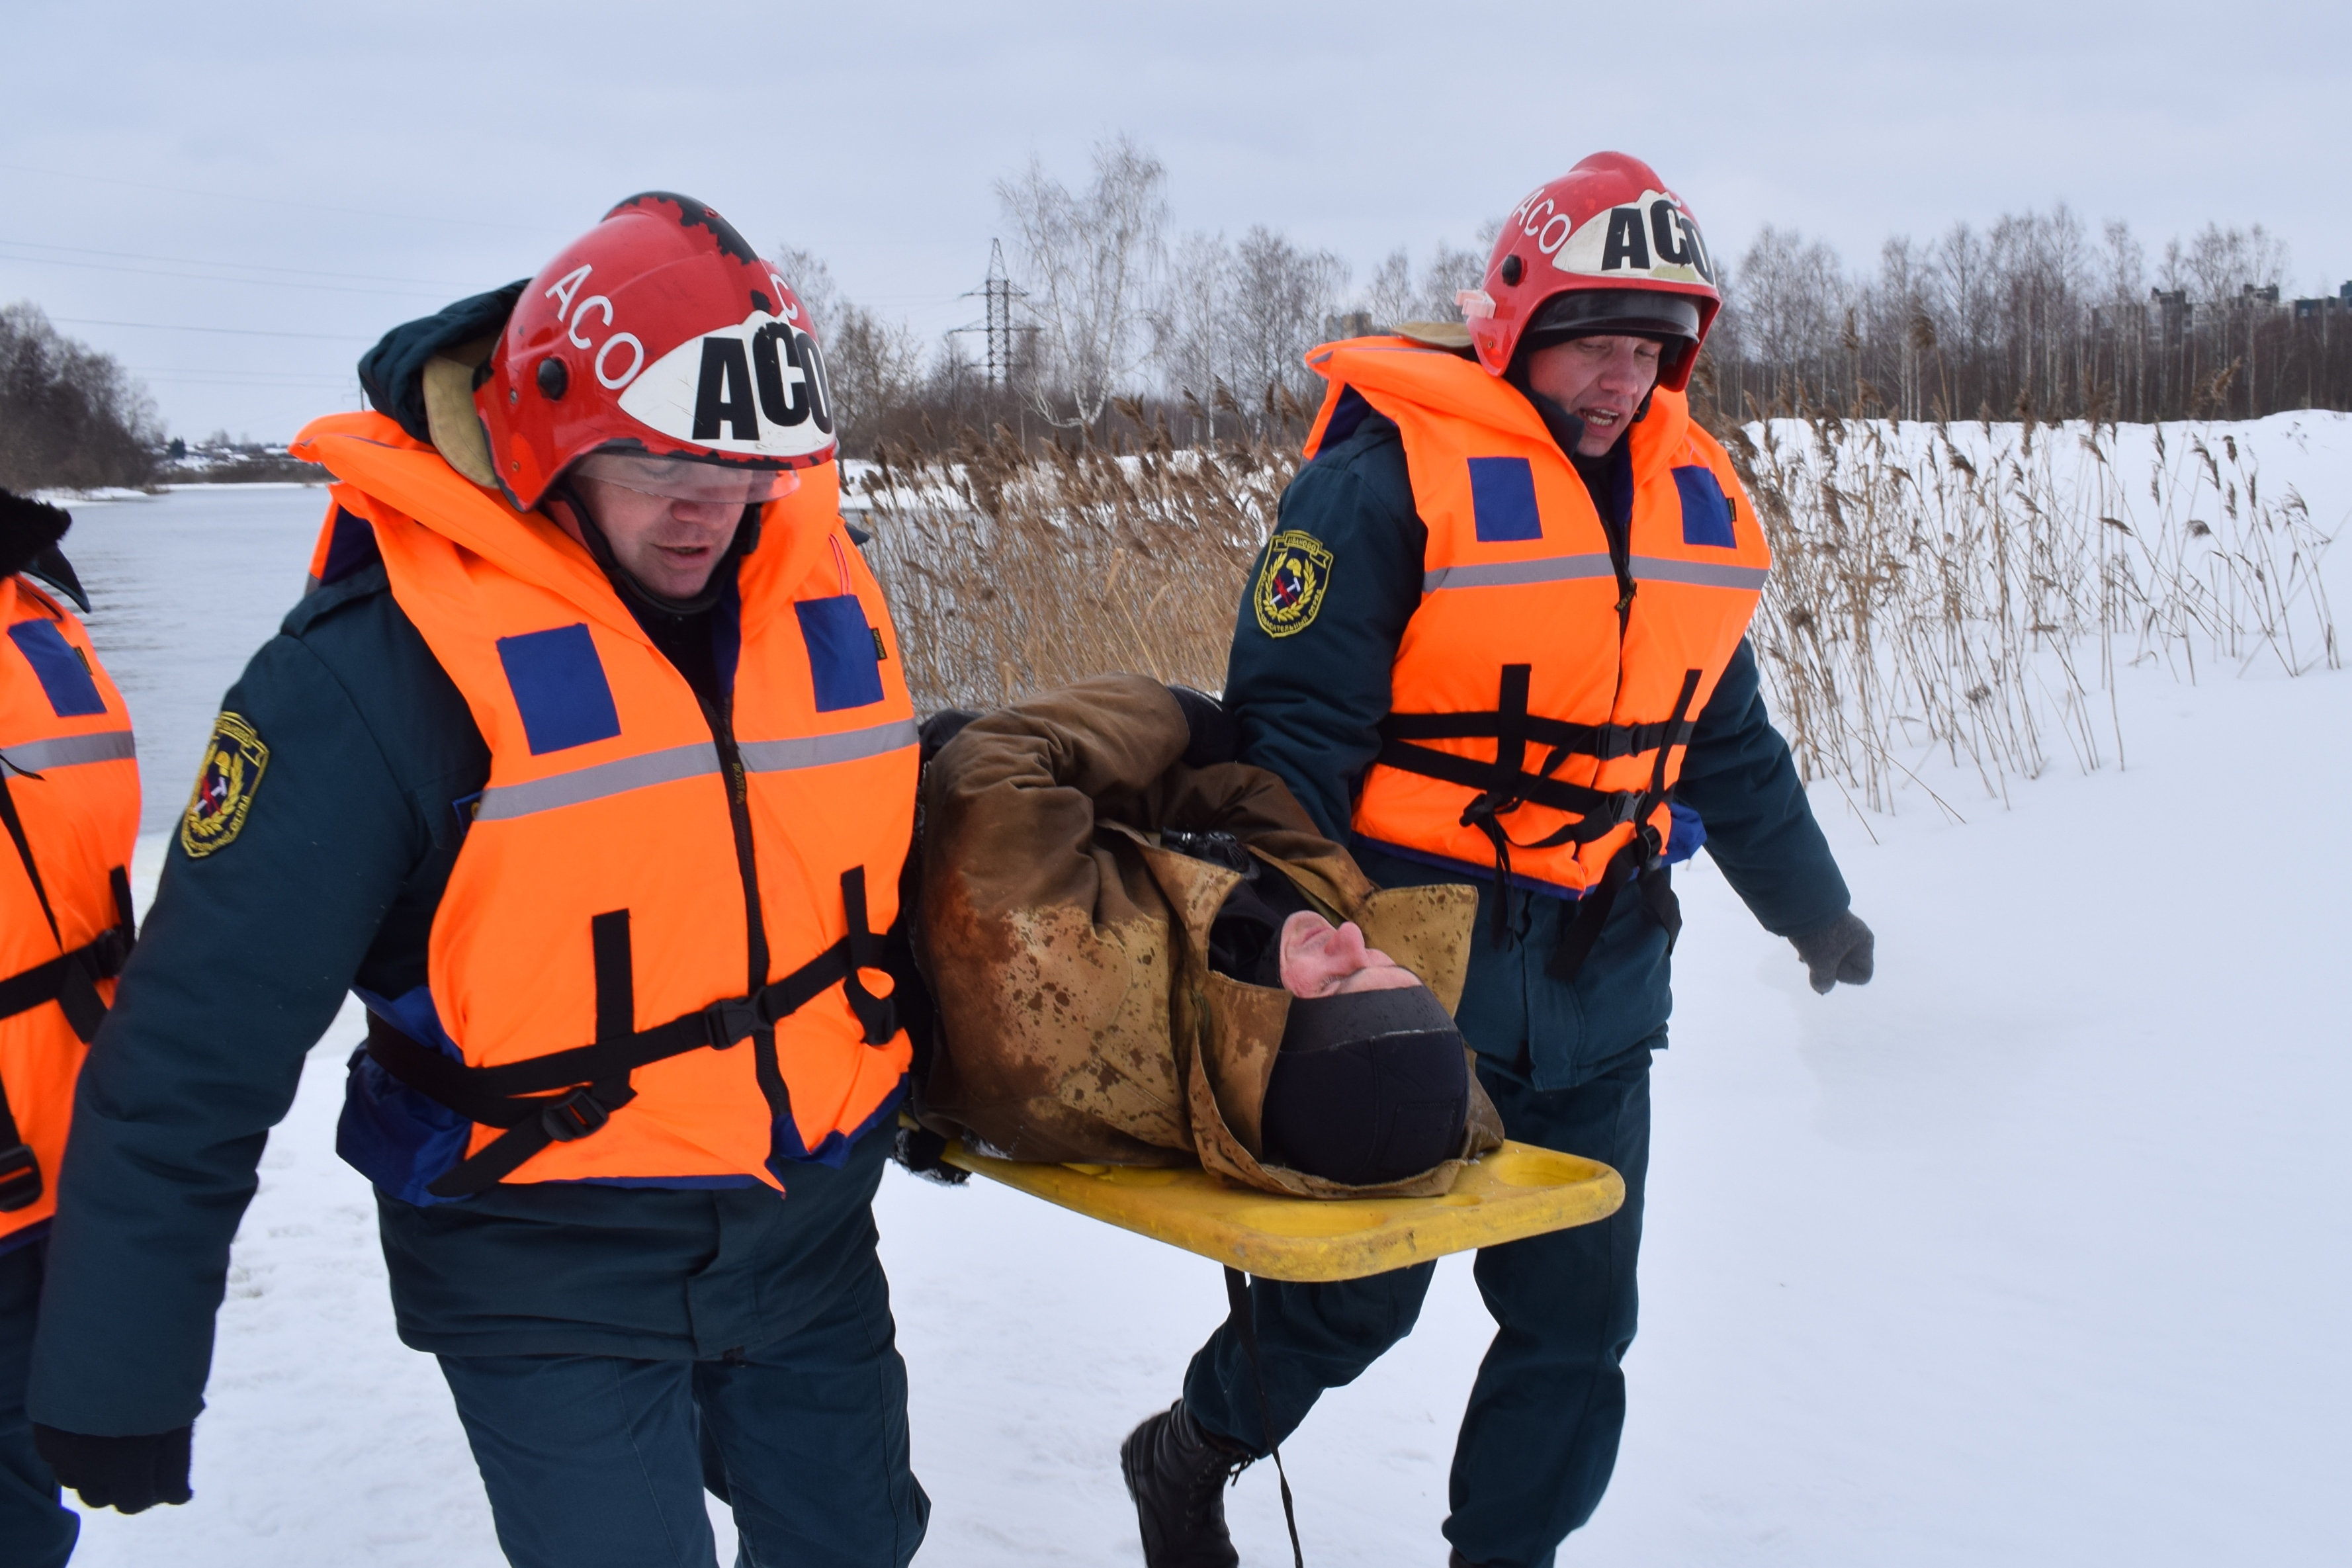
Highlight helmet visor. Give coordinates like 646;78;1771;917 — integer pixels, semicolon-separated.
572;452;802;505
1524;289;1704;346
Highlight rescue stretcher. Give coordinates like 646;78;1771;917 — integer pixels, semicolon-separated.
930;1131;1625;1283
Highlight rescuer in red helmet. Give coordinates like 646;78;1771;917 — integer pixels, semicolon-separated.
1121;152;1876;1567
25;194;931;1565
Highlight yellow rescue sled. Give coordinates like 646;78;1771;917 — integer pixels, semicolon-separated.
936;1137;1624;1283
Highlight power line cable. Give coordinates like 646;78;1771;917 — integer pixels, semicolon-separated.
0;237;474;289
0;161;548;235
0;249;455;300
51;317;373;342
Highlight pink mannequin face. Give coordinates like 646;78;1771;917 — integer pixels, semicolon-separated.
1278;910;1424;998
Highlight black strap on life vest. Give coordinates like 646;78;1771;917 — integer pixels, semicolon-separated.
1375;666;1700;955
0;775;137;1212
365;866;899;1199
1544;670;1703;983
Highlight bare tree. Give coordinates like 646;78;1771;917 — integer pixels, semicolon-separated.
995;135;1170;435
2170;222;2291;304
771;240;928;457
2101;220;2146;306
0;302;159;492
1225;225;1347;417
1725;226;1848;408
1152;230;1236;439
771;243;840;339
1358;241;1490;329
824;304;926;457
1411;241;1489;321
1359;248;1416;329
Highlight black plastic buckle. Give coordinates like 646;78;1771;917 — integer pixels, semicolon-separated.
1458;789;1520;828
89;927;132;979
703;996;760;1049
0;1143;42;1213
539;1090;611;1143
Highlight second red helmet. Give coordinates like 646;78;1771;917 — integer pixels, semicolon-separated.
476;192;838;511
1461;152;1722;391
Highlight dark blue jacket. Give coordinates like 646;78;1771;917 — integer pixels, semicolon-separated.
27;543;889;1438
1225;408;1849;1090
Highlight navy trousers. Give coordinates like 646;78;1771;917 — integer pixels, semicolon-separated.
435;1160;928;1568
0;1238;76;1568
1184;1044;1653;1568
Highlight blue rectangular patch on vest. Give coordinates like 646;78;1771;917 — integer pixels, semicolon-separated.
1468;457;1542;543
796;596;885;713
7;620;105;718
496;623;623;756
1673;466;1737;548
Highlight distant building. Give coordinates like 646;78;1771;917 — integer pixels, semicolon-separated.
2290;281;2352;319
1323;311;1377;340
2150;288;2192;347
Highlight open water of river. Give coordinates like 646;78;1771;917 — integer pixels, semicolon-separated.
50;483;332;834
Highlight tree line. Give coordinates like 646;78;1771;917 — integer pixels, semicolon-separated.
788;136;1491;457
0;303;159;492
9;152;2345;490
1698;208;2350;427
795;140;2351;456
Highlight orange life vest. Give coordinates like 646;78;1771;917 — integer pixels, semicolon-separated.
290;412;917;1198
0;574;139;1238
1302;337;1768;969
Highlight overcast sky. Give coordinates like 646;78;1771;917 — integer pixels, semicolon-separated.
7;0;2347;440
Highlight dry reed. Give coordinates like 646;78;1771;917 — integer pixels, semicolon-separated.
1727;415;2337;812
856;401;1299;711
857;407;2337;817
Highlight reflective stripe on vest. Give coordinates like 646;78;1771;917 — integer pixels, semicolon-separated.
1422;555;1770;593
471;717;919;822
1300;337;1770;901
0;576;140;1233
293;413;917;1192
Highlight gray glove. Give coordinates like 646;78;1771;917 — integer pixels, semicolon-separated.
1790;910;1874;994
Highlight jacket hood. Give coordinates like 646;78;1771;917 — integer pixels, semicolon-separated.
357;283;527;445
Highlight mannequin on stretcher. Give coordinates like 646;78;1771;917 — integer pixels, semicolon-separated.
908;673;1503;1199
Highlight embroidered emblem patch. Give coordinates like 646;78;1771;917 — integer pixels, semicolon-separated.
1254;530;1334;638
181;712;269;858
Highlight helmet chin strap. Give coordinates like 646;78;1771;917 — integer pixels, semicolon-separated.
549;480;760;617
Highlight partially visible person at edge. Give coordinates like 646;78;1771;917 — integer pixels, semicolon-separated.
26;195;931;1568
1119;151;1876;1568
0;490;139;1568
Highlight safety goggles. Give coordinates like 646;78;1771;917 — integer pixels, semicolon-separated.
572;452;802;505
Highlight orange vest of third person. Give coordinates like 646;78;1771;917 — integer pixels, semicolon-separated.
291;412;917;1199
1300;337;1769;901
0;571;138;1239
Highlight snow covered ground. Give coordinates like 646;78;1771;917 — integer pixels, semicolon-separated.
48;447;2352;1565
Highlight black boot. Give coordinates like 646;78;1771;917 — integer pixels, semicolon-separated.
1120;1400;1250;1568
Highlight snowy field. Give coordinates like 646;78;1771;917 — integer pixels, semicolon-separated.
46;439;2352;1565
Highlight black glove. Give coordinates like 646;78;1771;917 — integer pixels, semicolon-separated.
1168;686;1238;767
1789;910;1874;994
891;1124;970;1186
918;708;980;763
32;1424;194;1514
0;489;71;582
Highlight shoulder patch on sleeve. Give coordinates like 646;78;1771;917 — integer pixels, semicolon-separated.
181;712;269;857
1254;530;1335;638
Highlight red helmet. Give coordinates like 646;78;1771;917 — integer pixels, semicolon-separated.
1460;152;1721;390
477;192;837;511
